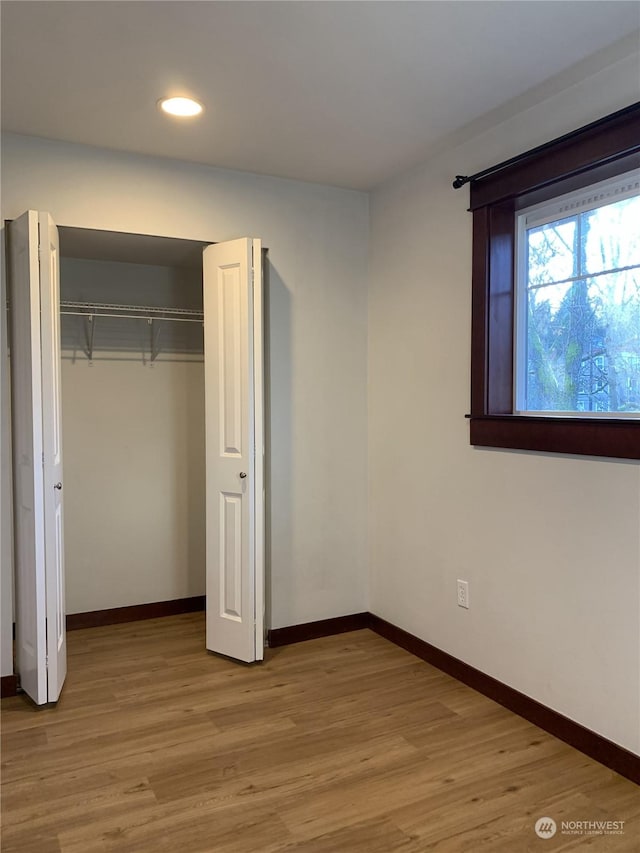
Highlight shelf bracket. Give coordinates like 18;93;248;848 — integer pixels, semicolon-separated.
149;318;163;362
85;314;95;362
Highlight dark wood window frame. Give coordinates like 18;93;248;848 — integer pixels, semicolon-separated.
468;102;640;460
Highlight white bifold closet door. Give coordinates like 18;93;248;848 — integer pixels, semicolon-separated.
8;216;265;698
203;239;264;663
9;210;66;705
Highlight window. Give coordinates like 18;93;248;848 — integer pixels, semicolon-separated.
515;171;640;416
468;102;640;460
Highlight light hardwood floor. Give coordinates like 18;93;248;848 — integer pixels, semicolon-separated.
1;613;638;852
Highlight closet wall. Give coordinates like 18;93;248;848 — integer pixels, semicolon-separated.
60;256;205;614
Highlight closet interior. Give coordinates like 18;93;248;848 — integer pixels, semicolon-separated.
58;227;210;618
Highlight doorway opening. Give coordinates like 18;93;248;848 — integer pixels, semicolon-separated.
57;227;210;633
8;213;265;706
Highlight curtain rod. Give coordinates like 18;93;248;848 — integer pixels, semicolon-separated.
452;101;640;190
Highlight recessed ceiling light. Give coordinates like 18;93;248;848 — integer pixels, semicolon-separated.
159;97;203;118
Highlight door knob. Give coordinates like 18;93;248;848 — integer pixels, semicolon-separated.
239;472;247;479
54;482;62;490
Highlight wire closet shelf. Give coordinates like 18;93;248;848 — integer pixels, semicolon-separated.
60;301;204;362
60;301;204;322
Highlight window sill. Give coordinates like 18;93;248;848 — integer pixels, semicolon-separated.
467;415;640;460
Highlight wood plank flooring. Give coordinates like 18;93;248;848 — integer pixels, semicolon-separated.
1;613;638;852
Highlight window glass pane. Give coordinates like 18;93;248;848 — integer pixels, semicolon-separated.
525;281;574;412
521;178;640;416
527;219;576;285
525;270;640;413
582;195;640;275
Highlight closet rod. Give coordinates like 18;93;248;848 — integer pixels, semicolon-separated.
61;310;203;324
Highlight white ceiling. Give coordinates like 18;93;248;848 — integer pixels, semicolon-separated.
2;1;639;190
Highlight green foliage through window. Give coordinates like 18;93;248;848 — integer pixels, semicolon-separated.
517;176;640;415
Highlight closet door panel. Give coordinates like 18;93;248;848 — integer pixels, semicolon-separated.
8;211;47;705
203;238;263;663
38;213;67;701
8;211;66;705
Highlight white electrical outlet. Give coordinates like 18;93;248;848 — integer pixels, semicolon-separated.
457;579;469;609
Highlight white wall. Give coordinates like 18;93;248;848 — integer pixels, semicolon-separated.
60;257;205;614
61;356;205;613
1;137;370;673
0;237;14;677
369;51;640;753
